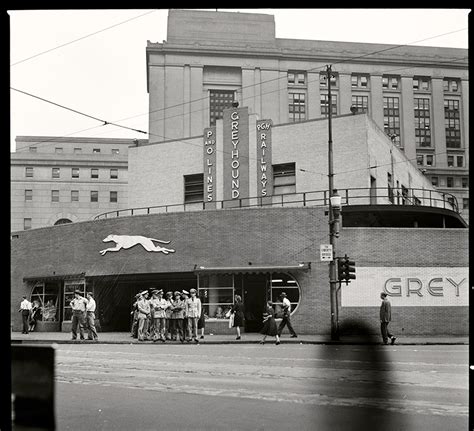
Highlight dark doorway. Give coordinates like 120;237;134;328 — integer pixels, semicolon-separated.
243;274;268;332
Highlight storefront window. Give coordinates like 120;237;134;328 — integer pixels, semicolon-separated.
63;279;86;321
198;274;234;319
270;273;300;317
30;281;59;322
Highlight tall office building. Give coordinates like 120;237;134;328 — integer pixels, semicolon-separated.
146;9;469;222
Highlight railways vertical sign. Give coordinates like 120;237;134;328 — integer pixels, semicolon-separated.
256;119;272;197
223;106;249;202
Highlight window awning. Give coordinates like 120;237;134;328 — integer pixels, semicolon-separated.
194;263;310;274
23;273;85;282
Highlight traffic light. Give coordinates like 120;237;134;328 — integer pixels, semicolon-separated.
337;254;356;284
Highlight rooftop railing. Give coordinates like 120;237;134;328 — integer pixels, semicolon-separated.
93;187;459;220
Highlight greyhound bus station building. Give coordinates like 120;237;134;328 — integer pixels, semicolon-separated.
10;109;468;336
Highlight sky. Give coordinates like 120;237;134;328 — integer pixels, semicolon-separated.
8;8;470;152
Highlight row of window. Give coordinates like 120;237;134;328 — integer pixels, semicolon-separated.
416;154;465;168
29;147;121;154
431;176;469;189
298;72;461;93
25;167;119;179
184;163;297;203
24;189;119;203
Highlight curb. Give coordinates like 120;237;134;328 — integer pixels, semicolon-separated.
10;339;469;346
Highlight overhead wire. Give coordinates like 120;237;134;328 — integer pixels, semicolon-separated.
10;9;158;67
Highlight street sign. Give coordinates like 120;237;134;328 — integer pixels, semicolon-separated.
320;244;333;261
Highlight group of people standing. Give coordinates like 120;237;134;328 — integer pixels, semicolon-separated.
130;290;247;343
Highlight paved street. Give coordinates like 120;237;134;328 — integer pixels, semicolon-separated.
51;343;468;430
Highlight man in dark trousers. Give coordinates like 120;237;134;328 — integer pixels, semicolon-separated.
380;292;396;345
277;292;297;338
18;295;32;334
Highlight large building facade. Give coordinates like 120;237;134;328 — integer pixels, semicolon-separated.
10;136;146;231
146;9;469;222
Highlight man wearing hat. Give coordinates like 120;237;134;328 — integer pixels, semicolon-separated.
130;293;141;338
170;291;185;342
70;290;88;340
277;292;298;338
137;290;151;341
185;288;202;343
164;291;174;340
181;290;190;341
149;289;170;342
85;292;98;341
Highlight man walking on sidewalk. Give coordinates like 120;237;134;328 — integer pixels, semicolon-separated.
277;292;298;338
380;292;396;345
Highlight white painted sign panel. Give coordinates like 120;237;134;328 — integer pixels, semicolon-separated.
341;267;468;307
320;244;333;261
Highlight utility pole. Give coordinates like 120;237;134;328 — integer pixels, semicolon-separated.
326;64;339;341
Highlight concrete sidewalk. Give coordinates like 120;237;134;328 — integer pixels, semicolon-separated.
10;331;469;345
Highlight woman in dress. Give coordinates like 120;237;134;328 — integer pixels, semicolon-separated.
260;301;280;345
231;295;245;340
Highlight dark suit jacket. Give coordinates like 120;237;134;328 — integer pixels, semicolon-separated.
380;299;391;322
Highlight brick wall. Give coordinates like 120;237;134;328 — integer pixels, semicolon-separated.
11;207;468;334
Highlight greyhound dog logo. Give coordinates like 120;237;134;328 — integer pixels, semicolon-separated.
99;234;175;255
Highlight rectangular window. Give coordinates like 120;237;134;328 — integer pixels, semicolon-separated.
71;190;79;202
209;90;234;127
93;148;101;153
446;177;454;188
462;177;468;188
72;168;79;178
288;92;306;122
288;71;305;85
383;97;401;146
456;155;464;167
63;279;86;321
111;148;120;155
51;190;59;202
73;147;82;154
351;95;369;114
24;218;32;230
184;174;204;203
431;176;438;187
425;155;433;166
413;76;430;91
110;169;118;179
91;168;99;179
382;75;399;90
198;274;234;320
29;147;37;153
463;198;469;209
90;191;98;202
351;74;369;88
447;155;454;167
320;94;337;116
444;99;461;148
55;147;63;154
25;167;33;178
273;163;296;195
319;72;338;88
110;191;118;203
25;190;33;201
414;98;431;147
444;78;460;93
416;155;423;166
52;168;60;179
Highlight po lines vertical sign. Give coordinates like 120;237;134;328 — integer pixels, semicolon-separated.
203;127;216;203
